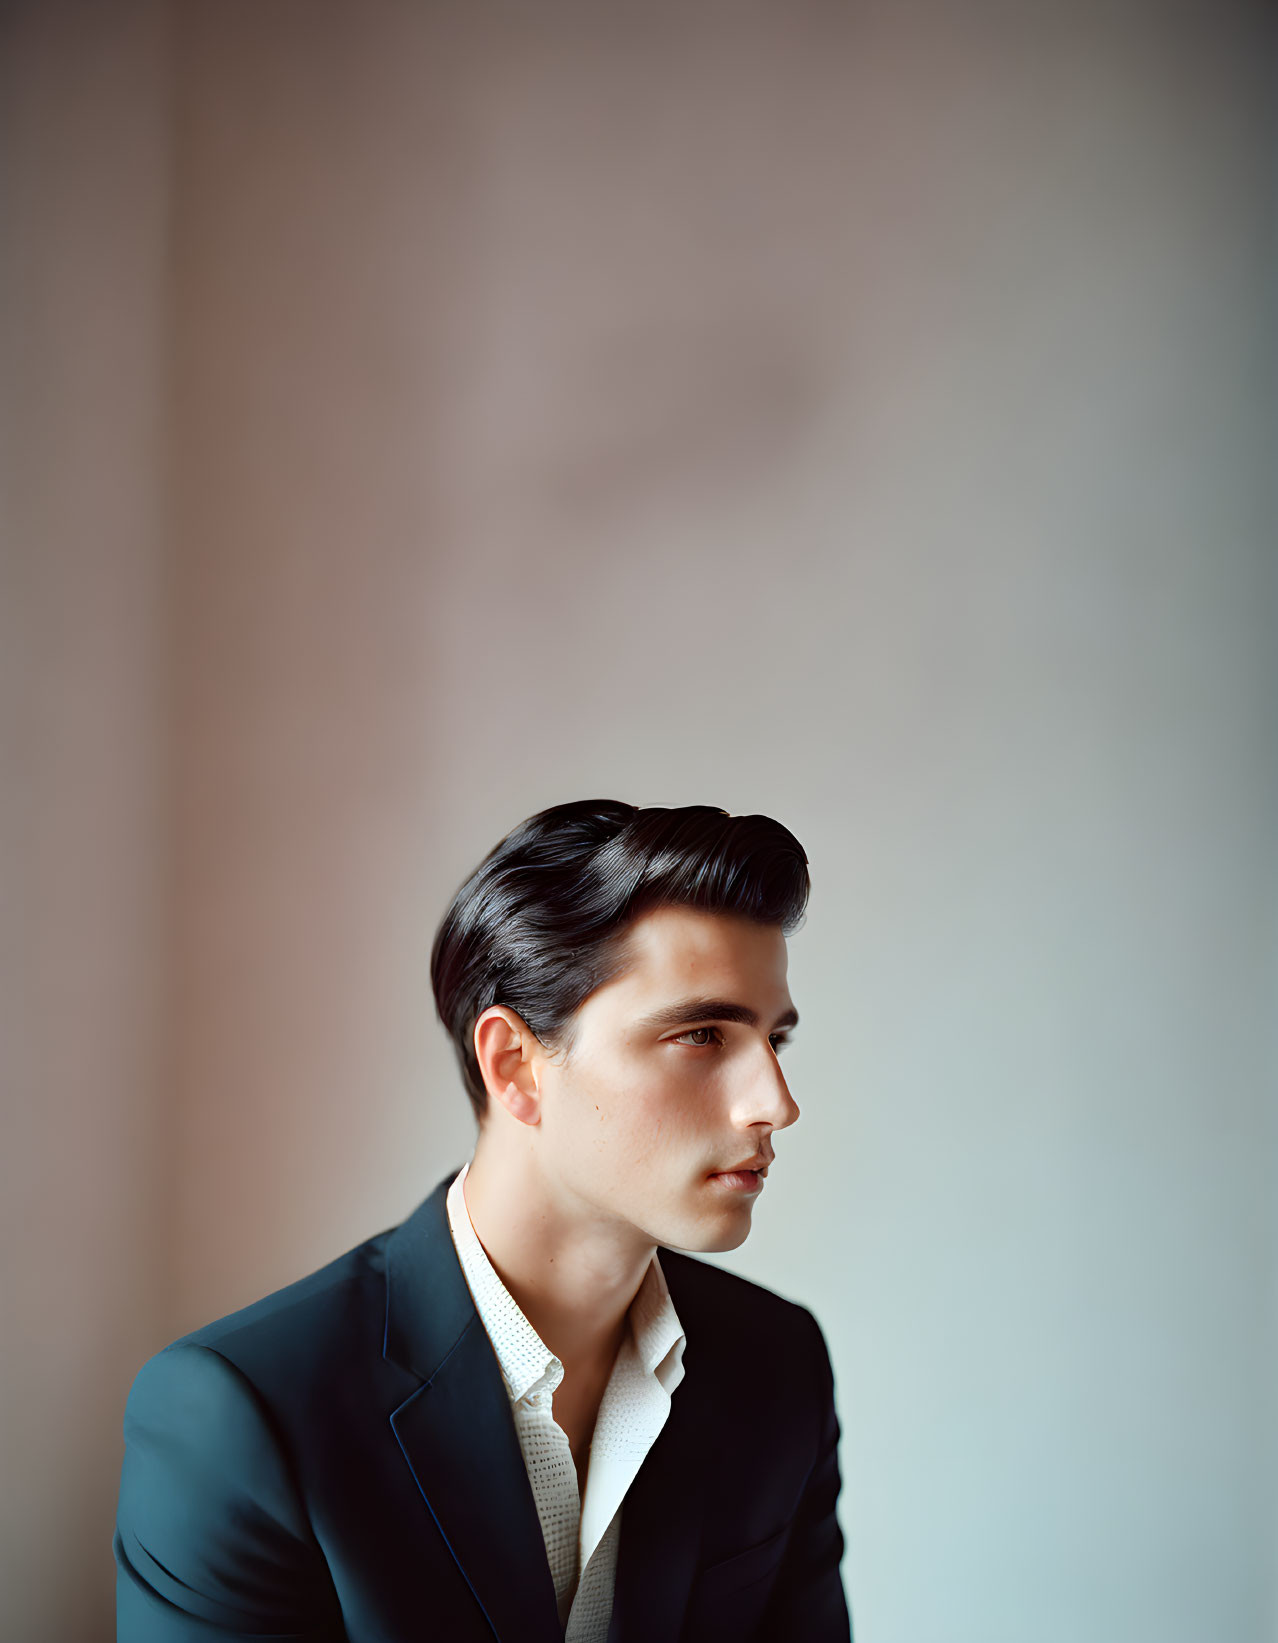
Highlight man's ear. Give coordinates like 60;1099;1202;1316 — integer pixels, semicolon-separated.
473;1006;544;1125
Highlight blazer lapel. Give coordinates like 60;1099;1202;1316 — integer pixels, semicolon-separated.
606;1264;711;1643
383;1168;563;1643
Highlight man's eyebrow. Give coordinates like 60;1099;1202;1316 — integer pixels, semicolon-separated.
635;998;800;1033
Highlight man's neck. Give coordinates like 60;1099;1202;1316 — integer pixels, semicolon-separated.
460;1145;653;1382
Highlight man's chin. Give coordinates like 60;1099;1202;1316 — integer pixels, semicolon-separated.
660;1212;753;1257
693;1225;752;1254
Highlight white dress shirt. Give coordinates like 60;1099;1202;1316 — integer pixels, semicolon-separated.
445;1161;688;1641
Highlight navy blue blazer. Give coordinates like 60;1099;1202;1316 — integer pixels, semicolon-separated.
114;1165;852;1641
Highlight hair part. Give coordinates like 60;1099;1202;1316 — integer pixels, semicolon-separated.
430;800;810;1124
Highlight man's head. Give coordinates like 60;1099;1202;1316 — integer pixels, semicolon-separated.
430;800;808;1252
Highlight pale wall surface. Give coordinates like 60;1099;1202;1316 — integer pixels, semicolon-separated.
1;4;172;1639
3;3;1275;1640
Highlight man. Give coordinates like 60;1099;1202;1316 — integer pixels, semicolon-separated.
114;799;853;1642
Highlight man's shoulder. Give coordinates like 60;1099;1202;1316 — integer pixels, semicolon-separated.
154;1167;461;1376
168;1226;388;1374
656;1250;835;1431
657;1248;821;1345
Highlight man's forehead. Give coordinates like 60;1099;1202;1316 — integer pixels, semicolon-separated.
606;904;790;995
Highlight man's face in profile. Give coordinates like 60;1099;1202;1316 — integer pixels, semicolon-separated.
530;904;801;1255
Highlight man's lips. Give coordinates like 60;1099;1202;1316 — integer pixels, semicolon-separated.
708;1159;771;1192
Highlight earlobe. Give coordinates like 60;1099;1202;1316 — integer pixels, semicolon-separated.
497;1085;540;1125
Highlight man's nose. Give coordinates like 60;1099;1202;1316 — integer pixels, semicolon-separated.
743;1041;800;1131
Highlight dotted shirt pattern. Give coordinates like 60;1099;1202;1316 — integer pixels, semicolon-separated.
446;1161;688;1641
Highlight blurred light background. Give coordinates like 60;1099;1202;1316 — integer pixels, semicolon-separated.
2;2;1275;1640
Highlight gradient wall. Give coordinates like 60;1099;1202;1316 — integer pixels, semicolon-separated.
3;2;1274;1640
3;5;171;1641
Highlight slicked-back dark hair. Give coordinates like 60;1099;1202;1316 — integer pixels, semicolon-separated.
431;800;810;1123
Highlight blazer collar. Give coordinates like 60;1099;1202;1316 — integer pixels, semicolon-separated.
382;1166;709;1643
382;1165;474;1383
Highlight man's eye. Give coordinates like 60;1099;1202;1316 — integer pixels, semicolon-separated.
673;1027;721;1048
671;1028;793;1051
